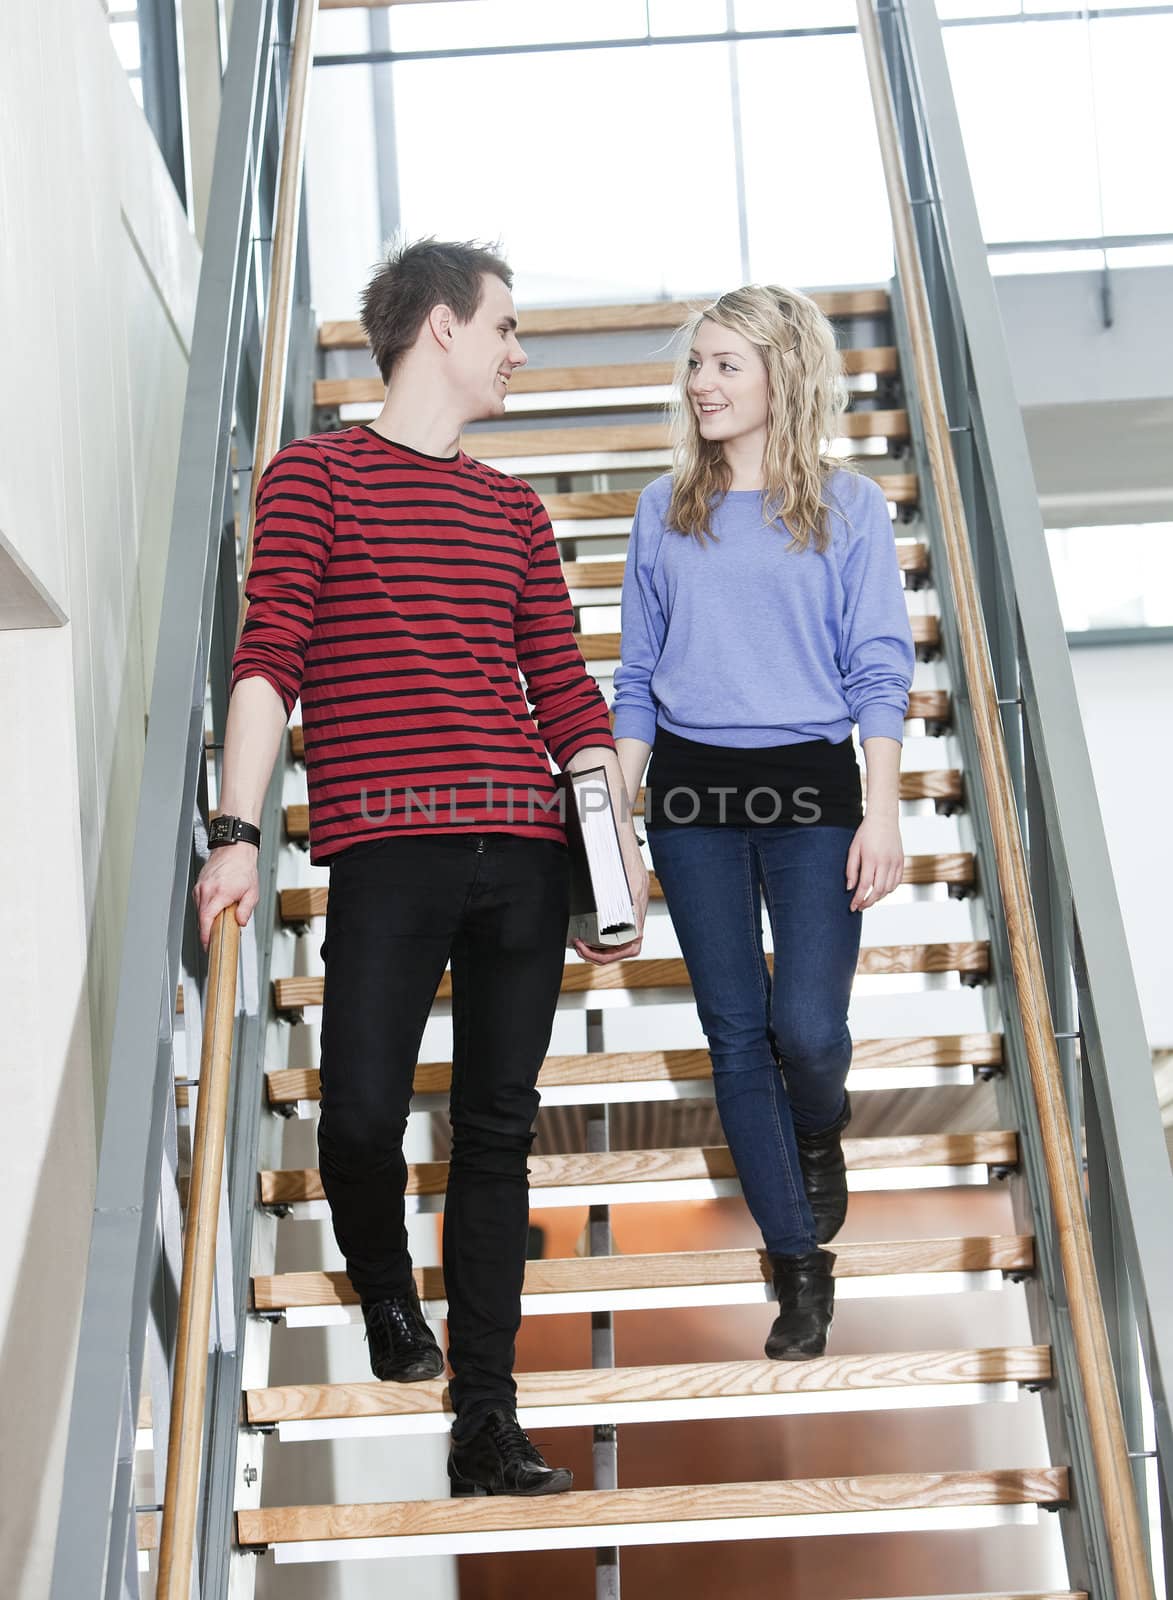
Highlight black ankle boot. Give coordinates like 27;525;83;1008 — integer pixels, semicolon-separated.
765;1247;836;1360
362;1286;444;1382
448;1408;574;1497
795;1093;852;1244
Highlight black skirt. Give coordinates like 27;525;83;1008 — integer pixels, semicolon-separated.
645;727;863;830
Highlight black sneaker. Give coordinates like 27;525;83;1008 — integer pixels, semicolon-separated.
361;1287;444;1382
448;1408;574;1497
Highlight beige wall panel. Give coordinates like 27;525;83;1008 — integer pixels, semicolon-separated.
0;627;97;1598
0;2;200;1593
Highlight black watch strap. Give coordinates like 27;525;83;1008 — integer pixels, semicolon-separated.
208;814;262;849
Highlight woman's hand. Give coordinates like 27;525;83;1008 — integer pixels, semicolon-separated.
845;813;904;913
573;841;649;966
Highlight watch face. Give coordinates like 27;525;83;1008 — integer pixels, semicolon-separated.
210;817;233;844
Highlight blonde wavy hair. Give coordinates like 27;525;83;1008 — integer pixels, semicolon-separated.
666;284;855;552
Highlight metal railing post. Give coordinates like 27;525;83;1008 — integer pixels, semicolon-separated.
586;1009;620;1600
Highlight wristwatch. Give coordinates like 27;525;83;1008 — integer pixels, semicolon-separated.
208;814;262;849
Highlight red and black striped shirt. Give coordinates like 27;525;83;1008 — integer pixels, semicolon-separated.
230;425;615;862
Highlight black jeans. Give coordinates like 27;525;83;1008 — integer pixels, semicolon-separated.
317;832;570;1425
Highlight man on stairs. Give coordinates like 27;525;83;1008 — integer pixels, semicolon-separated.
193;238;648;1497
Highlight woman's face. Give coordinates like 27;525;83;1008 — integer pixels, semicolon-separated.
686;318;769;450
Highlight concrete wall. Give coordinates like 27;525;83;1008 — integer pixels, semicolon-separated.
1068;639;1173;1050
0;2;200;1593
1001;265;1173;528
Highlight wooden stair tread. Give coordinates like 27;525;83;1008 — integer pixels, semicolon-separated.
260;1132;1018;1205
564;545;930;589
909;688;951;720
266;1032;1002;1107
315;349;901;410
318;292;891;348
252;1233;1034;1310
245;1343;1051;1423
543;474;919;518
237;1466;1067;1545
466;415;909;462
576;618;940;656
899;768;963;801
272;942;989;1014
287;688;945;763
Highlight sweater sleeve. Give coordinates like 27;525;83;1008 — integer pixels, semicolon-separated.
230;441;336;716
837;475;916;744
513;488;615;767
612;484;669;745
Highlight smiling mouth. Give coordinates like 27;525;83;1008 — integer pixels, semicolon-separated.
697;403;728;415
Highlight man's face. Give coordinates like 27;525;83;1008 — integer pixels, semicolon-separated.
447;273;528;423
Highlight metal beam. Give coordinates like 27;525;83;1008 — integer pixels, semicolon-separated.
1066;626;1173;649
314;25;859;68
138;0;192;211
312;6;1173;67
368;7;401;245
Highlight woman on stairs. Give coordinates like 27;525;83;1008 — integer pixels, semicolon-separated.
613;285;915;1361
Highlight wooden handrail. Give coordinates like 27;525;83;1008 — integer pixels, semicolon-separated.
155;913;240;1592
157;1;319;1592
854;4;1153;1595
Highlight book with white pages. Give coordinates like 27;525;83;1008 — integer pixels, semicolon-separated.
556;767;637;948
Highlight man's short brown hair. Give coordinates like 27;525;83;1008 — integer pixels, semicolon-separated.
360;237;513;384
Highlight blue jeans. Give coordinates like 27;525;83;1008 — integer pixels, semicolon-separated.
648;825;863;1257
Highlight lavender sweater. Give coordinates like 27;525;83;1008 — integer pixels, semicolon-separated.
612;471;915;749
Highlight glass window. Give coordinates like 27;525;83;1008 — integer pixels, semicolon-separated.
387;1;646;54
1107;244;1173;269
648;0;728;36
943;14;1173;249
1024;0;1170;11
108;17;142;75
305;5;1171;316
935;2;1021;18
306;60;382;321
1047;525;1173;631
944;21;1102;243
389;43;743;305
939;1;1171;13
736;1;857;29
737;35;894;288
1088;16;1173;238
988;249;1107;276
316;7;377;55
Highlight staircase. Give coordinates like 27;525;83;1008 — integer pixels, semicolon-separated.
56;3;1173;1598
227;289;1078;1594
